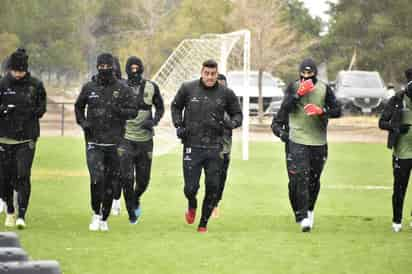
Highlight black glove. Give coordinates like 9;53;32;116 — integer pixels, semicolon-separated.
399;124;411;134
279;131;289;143
223;118;237;130
142;119;156;130
176;127;186;139
0;104;7;116
110;102;121;115
0;104;16;116
80;120;91;130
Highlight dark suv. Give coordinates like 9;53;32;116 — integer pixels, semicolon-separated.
333;70;390;114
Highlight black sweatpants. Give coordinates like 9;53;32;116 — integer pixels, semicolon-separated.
0;141;36;219
86;143;118;221
183;146;222;227
392;156;412;224
216;153;230;206
286;141;327;222
112;171;121;200
118;139;153;220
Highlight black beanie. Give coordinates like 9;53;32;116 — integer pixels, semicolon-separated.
126;56;144;76
96;53;114;67
9;48;28;71
217;74;227;81
405;68;412;82
299;58;318;76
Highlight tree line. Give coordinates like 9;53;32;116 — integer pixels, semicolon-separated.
1;0;410;88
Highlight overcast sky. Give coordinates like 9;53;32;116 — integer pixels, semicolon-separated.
301;0;338;21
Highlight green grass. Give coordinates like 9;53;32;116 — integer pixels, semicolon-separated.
2;137;412;274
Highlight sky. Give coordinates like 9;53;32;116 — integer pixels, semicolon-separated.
301;0;338;21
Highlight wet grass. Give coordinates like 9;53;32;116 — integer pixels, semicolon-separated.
1;137;411;274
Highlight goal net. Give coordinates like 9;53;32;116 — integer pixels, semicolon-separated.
152;30;251;160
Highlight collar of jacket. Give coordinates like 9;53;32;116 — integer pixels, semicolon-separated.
199;78;218;90
128;77;144;87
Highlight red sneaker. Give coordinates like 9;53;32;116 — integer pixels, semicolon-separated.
197;227;207;233
185;208;196;224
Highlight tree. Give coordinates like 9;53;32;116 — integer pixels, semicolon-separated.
319;0;412;84
228;0;317;122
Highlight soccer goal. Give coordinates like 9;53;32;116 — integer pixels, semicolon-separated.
152;29;251;160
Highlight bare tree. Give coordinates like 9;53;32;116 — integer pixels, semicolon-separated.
229;0;317;122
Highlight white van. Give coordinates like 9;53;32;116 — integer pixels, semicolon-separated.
226;70;285;115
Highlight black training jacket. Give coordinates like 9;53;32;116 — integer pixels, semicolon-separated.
171;79;242;148
75;76;138;144
0;72;47;141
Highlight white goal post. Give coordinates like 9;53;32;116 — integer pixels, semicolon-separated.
152;29;251;160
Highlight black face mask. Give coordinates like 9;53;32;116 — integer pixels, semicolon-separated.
300;72;316;81
128;71;142;84
98;68;114;83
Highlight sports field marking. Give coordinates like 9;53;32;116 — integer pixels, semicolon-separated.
325;185;391;190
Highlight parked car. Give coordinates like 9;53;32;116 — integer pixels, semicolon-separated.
332;70;390;114
227;70;285;115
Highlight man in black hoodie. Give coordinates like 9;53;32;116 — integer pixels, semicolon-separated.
118;56;164;224
75;53;138;231
379;68;412;232
171;60;242;233
0;48;47;229
271;58;341;232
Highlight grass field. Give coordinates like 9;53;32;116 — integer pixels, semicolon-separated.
1;137;411;274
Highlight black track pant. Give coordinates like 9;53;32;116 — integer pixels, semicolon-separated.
118;139;153;220
86;144;118;221
216;153;230;206
0;142;35;219
112;172;121;200
392;157;412;224
286;141;327;222
183;146;222;227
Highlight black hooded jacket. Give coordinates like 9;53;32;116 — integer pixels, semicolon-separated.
0;72;47;141
379;90;406;149
124;56;164;125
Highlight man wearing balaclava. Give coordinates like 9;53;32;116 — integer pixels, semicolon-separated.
271;58;341;232
379;68;412;232
75;53;138;231
117;56;164;224
0;48;47;229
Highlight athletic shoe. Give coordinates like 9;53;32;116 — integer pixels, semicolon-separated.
135;207;142;220
16;218;26;230
111;199;121;216
0;199;4;214
308;211;314;228
211;207;220;219
300;218;311;232
100;220;109;232
197;227;207;233
392;222;402;232
129;216;138;225
410;220;412;228
185;208;196;224
89;214;101;231
5;214;15;227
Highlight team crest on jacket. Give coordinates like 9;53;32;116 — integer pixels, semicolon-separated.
113;90;120;98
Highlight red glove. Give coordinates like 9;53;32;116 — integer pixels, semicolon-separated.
297;79;315;96
304;104;324;116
